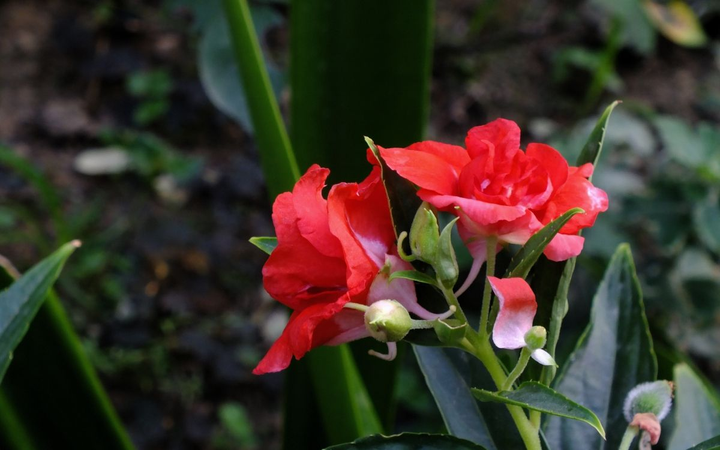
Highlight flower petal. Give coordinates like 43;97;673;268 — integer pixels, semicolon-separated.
543;233;585;262
379;146;464;194
526;143;569;191
420;191;527;226
531;349;557;367
465;118;521;162
489;276;537;349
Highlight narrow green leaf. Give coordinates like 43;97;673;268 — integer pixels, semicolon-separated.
414;346;524;450
687;435;720;450
544;244;657;450
249;236;278;255
308;346;383;444
533;102;619;385
667;364;720;450
221;0;299;198
0;389;36;450
0;241;80;381
576;100;620;173
473;382;605;438
324;432;487;450
388;270;437;286
506;208;584;279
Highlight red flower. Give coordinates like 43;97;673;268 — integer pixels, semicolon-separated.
254;165;443;375
378;119;608;294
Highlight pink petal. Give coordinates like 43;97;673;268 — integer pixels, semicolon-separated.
489;276;537;349
543;233;585;262
419;191;527;226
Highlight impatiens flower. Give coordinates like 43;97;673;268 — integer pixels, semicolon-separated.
253;165;447;375
377;119;608;295
488;276;555;366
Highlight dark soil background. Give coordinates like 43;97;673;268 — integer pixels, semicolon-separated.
0;0;718;449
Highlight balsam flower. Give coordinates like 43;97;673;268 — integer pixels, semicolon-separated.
254;165;446;375
488;276;554;366
377;119;608;295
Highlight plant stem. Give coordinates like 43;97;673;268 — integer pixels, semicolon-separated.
503;347;532;391
479;236;497;336
619;425;639;450
440;285;469;325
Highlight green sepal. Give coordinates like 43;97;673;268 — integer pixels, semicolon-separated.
472;382;605;439
409;204;439;263
388;270;437;286
249;236;278;255
432;319;468;346
436;218;460;289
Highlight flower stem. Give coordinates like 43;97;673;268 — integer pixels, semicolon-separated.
479;236;497;336
502;347;532;391
619;425;639;450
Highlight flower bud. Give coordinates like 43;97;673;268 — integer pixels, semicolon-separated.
435;218;459;288
524;326;547;351
623;380;674;422
364;300;413;343
409;205;439;263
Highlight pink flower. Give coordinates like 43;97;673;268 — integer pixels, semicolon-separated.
378;119;608;294
488;276;554;366
254;165;444;375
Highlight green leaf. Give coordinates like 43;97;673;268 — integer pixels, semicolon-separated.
544;244;657;450
472;382;605;438
414;346;524;450
388;270;437;286
249;236;278;255
290;0;434;184
693;202;720;255
667;364;720;450
324;432;487;449
506;207;584;279
308;346;383;444
643;0;708;48
221;0;299;198
0;253;134;450
576;100;620;173
687;435;720;450
0;241;79;380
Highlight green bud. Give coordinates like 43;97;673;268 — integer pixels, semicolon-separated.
623;380;674;422
435;218;460;289
433;318;467;345
364;300;413;343
524;326;547;351
409;205;439;263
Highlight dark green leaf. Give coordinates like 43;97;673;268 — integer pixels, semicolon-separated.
414;346;524;450
576;100;620;174
249;236;278;255
667;364;720;450
544;244;656;450
388;270;437;286
506;208;584;279
324;432;487;449
0;247;134;450
0;241;80;381
308;346;383;444
687;435;720;450
693;202;720;254
473;382;605;438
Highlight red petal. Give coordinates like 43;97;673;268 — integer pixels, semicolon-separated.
253;297;351;375
380;146;464;194
545;172;609;234
465;119;521;162
292;165;343;258
543;233;585;261
526;143;569;191
489;276;537;349
420;191;527;226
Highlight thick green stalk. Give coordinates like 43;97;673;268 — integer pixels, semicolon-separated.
503;348;532;391
618;425;639;450
221;0;300;198
479;236;497;336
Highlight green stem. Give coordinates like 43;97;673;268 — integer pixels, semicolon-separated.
221;0;300;198
440;286;469;325
619;425;639;450
503;347;532;391
479;236;497;336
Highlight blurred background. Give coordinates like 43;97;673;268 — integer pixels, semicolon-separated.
0;0;719;448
